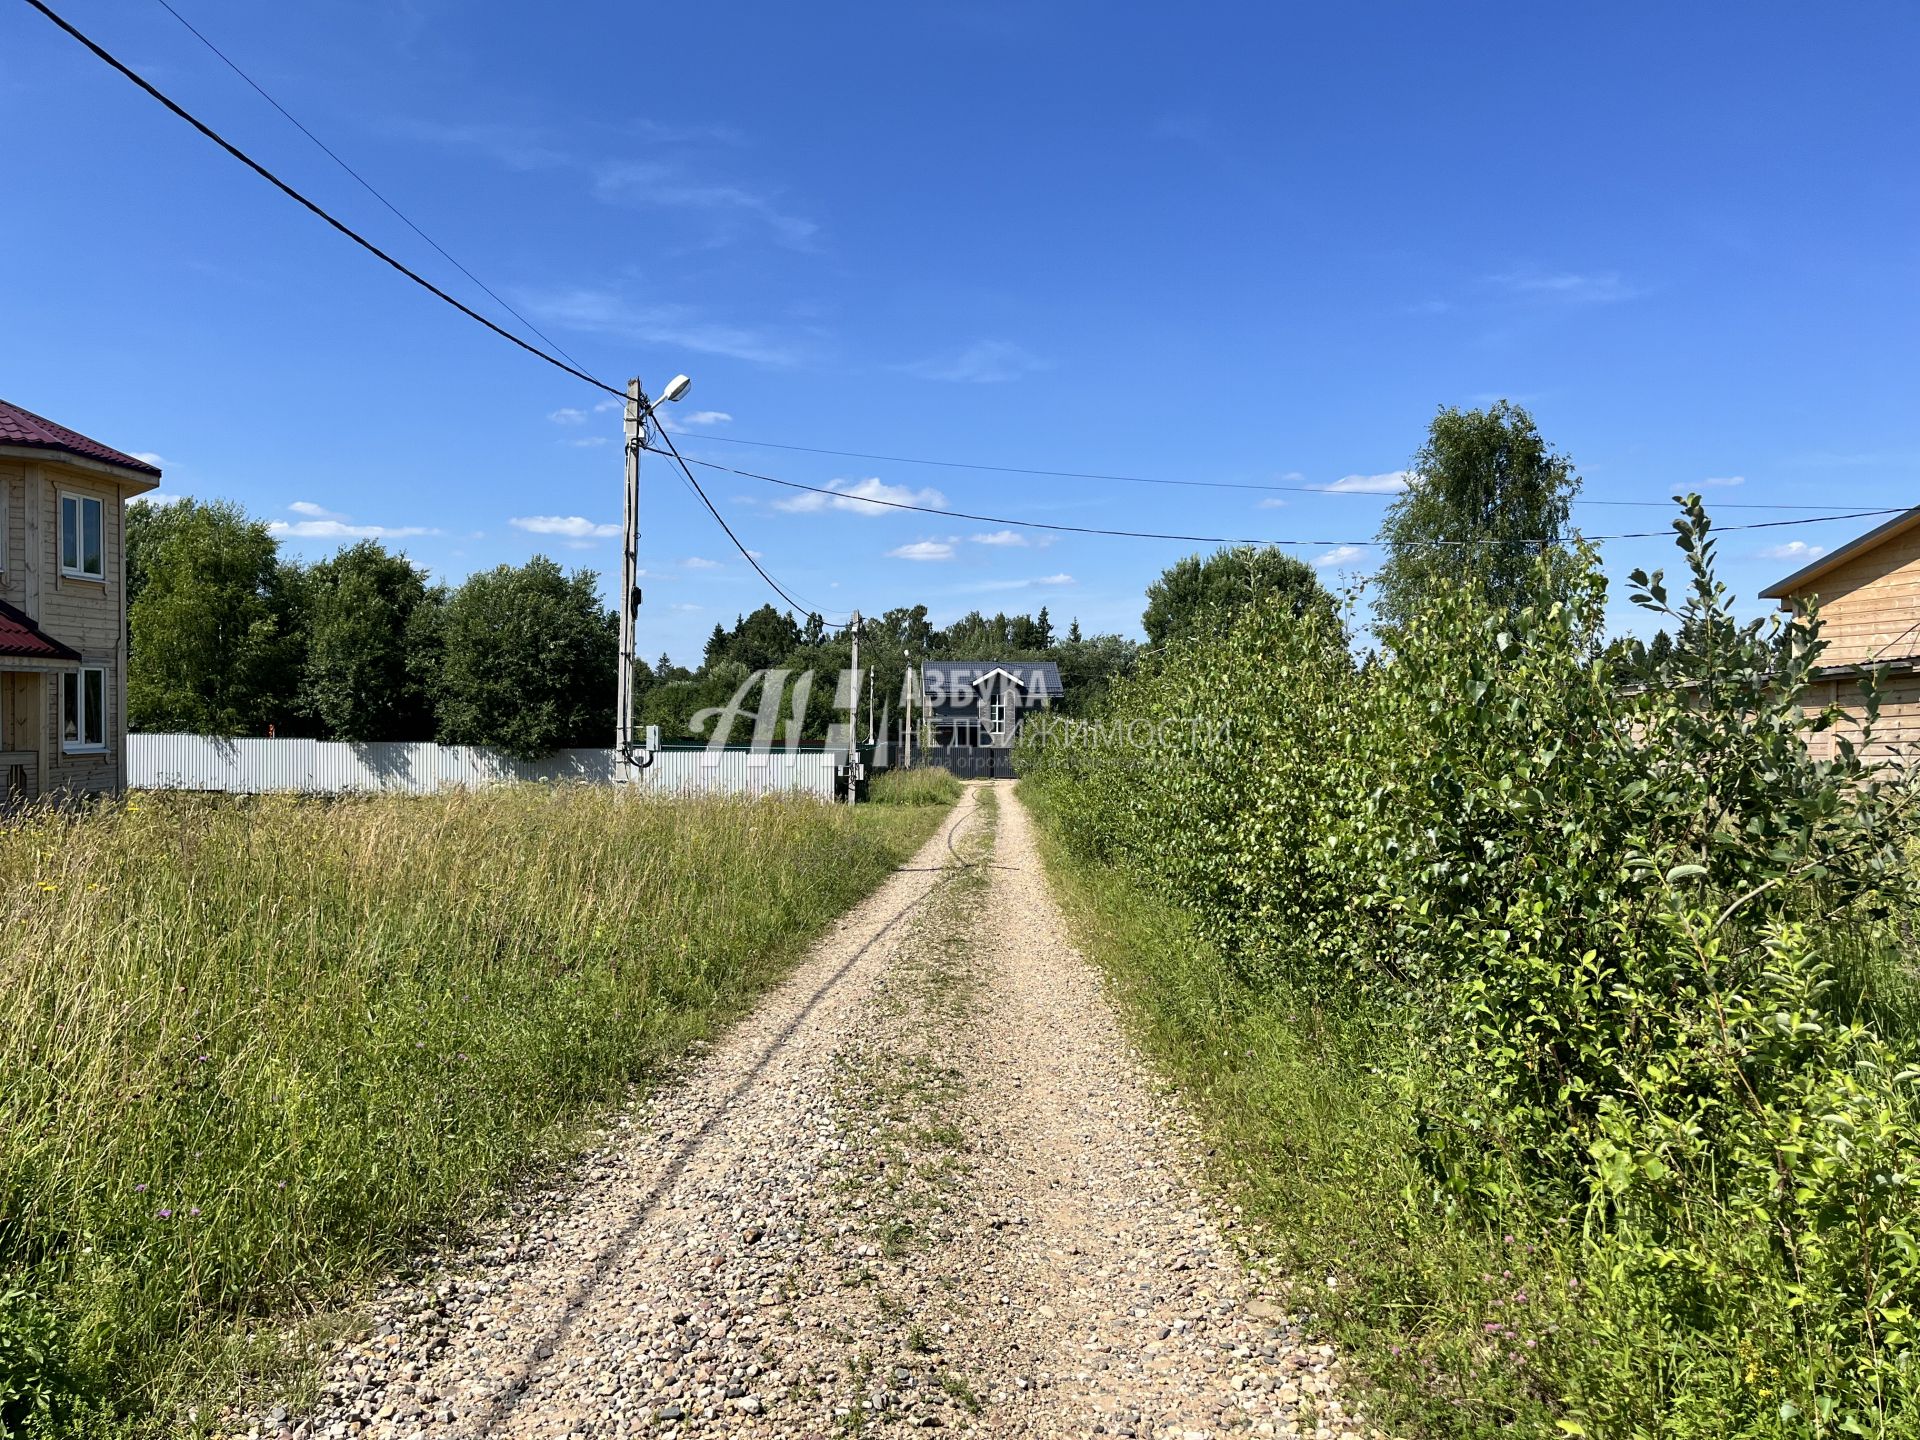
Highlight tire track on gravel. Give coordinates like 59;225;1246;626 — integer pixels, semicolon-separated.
238;784;1378;1440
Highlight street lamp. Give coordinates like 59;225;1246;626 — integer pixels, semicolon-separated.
617;374;691;783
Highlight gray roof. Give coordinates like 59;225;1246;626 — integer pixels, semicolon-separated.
921;660;1063;697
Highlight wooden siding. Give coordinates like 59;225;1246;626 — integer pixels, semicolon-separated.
1784;523;1920;667
0;457;130;795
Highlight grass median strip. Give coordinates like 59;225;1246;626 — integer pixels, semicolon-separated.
0;785;948;1435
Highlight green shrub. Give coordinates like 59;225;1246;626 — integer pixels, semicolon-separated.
1017;499;1920;1436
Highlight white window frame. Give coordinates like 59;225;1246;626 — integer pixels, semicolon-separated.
62;665;107;753
60;490;105;581
988;692;1006;735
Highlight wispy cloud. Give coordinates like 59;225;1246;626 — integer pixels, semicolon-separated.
511;515;619;539
522;288;804;367
1759;540;1828;562
548;407;588;425
270;502;432;540
1313;544;1365;569
1315;471;1411;495
962;572;1076;592
592;161;818;248
889;540;955;562
968;529;1043;547
901;340;1051;384
660;409;734;433
1701;475;1746;488
1257;497;1288;509
289;500;347;520
272;518;434;540
682;556;720;570
131;451;173;469
566;435;612;448
774;477;947;516
1490;268;1639;305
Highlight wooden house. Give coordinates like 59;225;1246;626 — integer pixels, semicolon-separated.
0;399;161;802
1761;505;1920;764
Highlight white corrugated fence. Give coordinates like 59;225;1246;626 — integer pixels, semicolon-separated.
127;735;840;800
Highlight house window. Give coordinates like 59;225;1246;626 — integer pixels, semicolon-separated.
988;693;1006;734
62;666;105;752
61;493;104;580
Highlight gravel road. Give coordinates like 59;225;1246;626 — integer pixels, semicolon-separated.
256;782;1376;1440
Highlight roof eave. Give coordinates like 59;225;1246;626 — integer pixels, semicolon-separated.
0;443;161;490
1759;504;1920;602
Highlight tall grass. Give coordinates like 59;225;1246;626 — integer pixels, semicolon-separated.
867;766;963;806
0;786;944;1432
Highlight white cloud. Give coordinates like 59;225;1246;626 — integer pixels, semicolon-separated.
522;288;803;366
548;407;588;425
671;602;703;613
567;435;612;448
661;409;733;432
590;161;818;248
969;529;1032;547
1701;475;1746;488
131;451;172;469
901;340;1051;384
682;556;720;569
774;476;947;516
1759;540;1828;562
270;519;433;540
888;540;955;562
510;515;620;539
1316;471;1412;495
289;500;347;520
964;572;1077;593
1490;269;1638;304
1257;497;1289;509
1313;545;1365;568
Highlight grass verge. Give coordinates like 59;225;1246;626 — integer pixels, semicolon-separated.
1019;780;1577;1438
0;785;948;1435
866;767;962;807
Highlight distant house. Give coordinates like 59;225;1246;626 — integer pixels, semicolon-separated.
919;661;1062;779
1760;504;1920;764
0;399;161;802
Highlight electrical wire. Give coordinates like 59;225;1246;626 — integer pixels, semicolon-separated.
662;449;1908;550
23;0;1895;605
676;432;1875;511
147;0;586;370
21;0;838;616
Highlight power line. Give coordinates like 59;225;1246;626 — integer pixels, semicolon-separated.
664;449;1907;550
20;0;623;402
678;431;1874;511
23;0;834;617
147;0;585;370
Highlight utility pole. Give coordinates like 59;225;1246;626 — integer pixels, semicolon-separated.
847;610;862;803
615;378;646;784
903;651;914;768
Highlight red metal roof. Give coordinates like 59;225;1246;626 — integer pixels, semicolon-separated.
0;398;161;477
0;599;81;663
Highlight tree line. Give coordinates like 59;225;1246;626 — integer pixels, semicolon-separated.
125;500;1139;758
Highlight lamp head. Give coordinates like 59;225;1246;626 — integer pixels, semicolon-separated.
659;374;692;404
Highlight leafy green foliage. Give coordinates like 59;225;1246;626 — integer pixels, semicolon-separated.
1018;498;1920;1436
1141;544;1340;648
296;541;436;742
1372;399;1581;634
431;557;616;759
127;500;304;735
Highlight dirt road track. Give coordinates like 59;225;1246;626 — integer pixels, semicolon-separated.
264;782;1373;1440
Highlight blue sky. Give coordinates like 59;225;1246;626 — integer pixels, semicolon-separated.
5;1;1917;663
